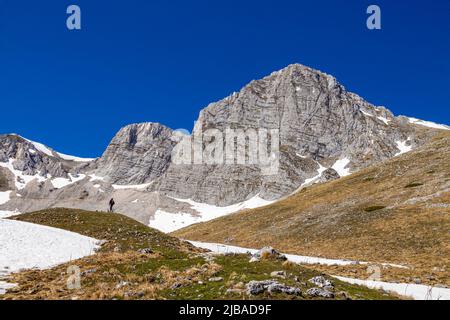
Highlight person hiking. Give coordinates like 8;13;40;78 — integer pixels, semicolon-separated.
109;198;115;213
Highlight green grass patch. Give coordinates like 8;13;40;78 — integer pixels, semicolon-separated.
6;208;400;300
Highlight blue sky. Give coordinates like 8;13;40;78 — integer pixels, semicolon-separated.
0;0;449;157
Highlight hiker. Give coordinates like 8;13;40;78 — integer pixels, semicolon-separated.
109;198;115;212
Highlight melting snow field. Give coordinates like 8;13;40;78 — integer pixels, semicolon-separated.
188;241;407;268
22;135;95;162
188;241;360;266
0;218;101;295
331;158;351;177
408;117;450;131
150;196;275;233
188;241;449;300
0;159;48;190
51;173;87;189
395;139;413;156
335;276;450;301
112;182;152;190
0;191;12;205
0;210;20;219
298;157;351;191
55;152;96;162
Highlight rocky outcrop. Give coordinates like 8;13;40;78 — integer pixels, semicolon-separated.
0;134;70;179
92;123;177;185
319;168;340;183
246;280;301;296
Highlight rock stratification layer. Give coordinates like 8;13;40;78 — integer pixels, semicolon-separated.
151;64;432;204
92;122;176;185
0;63;446;229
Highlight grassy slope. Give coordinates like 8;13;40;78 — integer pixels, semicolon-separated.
174;132;450;286
2;208;395;300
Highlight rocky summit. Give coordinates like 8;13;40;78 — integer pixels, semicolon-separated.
0;63;447;231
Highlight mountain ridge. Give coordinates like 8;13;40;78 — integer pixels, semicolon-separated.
0;63;448;232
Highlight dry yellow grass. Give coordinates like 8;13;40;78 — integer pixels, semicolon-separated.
174;132;450;285
3;209;399;300
2;251;221;300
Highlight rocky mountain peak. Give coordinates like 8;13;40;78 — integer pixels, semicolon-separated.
93;122;176;185
1;63;447;231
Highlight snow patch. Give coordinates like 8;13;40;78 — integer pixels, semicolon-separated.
408;117;450;131
56;152;96;163
335;276;450;301
22;137;54;157
51;173;86;189
377;116;390;125
0;191;12;205
0;219;101;273
51;177;73;189
0;159;48;190
395;139;413;156
331;158;351;177
0;219;101;295
12;134;95;162
0;281;16;295
188;241;407;269
360;110;373;117
0;210;20;219
89;174;105;182
150;196;274;233
112;183;152;190
188;242;445;300
301;161;327;187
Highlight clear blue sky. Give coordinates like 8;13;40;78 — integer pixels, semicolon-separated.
0;0;449;157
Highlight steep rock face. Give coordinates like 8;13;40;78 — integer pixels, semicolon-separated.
0;135;69;180
93;123;177;185
153;64;427;205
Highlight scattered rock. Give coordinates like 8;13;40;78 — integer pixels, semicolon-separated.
209;277;224;282
338;291;351;300
249;247;287;263
306;287;335;298
116;281;129;289
246;280;301;296
319;168;340;183
125;291;145;298
138;248;153;254
81;268;97;276
171;283;182;289
267;283;301;296
309;276;334;290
